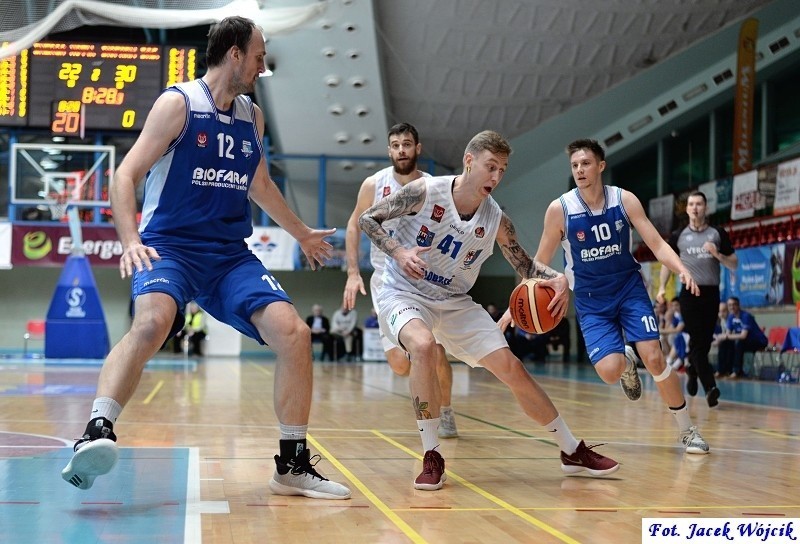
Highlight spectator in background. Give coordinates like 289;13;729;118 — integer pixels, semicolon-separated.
306;304;334;361
712;302;734;377
724;297;768;378
173;301;207;356
508;326;550;363
661;298;688;371
330;305;362;361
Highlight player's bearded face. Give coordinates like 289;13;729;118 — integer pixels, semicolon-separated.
391;149;418;175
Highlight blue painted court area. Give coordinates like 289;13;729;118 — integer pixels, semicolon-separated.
0;447;191;544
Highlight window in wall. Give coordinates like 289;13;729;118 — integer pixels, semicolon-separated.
665;118;710;192
772;68;800;151
609;145;658;204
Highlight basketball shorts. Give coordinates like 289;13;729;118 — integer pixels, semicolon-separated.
575;273;660;365
131;240;291;343
376;288;507;368
370;270;398;352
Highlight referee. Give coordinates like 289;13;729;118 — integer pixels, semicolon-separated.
657;191;737;407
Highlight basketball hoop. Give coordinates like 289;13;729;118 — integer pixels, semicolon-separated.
48;191;69;222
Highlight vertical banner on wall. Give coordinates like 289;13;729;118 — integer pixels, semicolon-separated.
756;163;777;215
245;226;297;271
731;169;758;220
774;157;800;215
732;17;758;175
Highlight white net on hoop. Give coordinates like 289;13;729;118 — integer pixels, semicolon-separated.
0;0;327;60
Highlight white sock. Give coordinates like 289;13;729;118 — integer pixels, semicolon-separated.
418;418;440;453
544;415;580;455
91;397;122;423
279;423;308;441
669;403;692;432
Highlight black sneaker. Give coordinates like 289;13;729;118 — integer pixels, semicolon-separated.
61;417;119;490
269;448;351;499
706;386;720;408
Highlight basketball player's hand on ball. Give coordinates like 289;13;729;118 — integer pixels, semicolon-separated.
541;275;570;320
120;241;161;278
397;245;431;279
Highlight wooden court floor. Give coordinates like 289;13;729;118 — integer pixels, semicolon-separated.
0;356;798;544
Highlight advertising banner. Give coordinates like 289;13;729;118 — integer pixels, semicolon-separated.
730;170;758;220
732;17;758;175
730;244;781;307
11;224;121;267
774;157;800;215
245;226;297;271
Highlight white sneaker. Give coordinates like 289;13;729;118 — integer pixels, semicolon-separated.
620;346;642;401
269;449;351;500
61;439;119;489
680;426;710;455
438;408;459;438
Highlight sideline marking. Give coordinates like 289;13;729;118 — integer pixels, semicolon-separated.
142;380;164;404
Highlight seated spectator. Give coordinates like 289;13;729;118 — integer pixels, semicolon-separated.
546;318;570;362
306;304;334;361
364;307;380;329
724;296;768;378
330;305;362;361
712;302;735;377
662;297;688;370
173;301;207;356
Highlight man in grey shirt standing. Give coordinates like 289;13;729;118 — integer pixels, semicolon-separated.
657;191;737;407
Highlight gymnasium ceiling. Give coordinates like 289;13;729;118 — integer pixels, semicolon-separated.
258;0;776;176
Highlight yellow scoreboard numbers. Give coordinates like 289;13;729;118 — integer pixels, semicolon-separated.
0;41;197;134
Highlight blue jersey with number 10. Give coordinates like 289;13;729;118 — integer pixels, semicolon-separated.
560;186;641;297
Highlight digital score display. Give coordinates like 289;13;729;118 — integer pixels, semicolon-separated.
0;41;197;134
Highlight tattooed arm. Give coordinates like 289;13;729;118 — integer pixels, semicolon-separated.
358;179;430;280
496;209;569;323
497;212;560;280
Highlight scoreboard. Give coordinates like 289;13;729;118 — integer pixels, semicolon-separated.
0;41;197;135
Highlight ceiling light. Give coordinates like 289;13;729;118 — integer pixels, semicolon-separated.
325;75;341;87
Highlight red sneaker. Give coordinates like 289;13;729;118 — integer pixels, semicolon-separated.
414;449;446;490
560;440;620;476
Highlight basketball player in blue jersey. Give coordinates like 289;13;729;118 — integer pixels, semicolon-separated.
343;123;458;438
534;138;709;454
359;131;619;491
61;16;351;499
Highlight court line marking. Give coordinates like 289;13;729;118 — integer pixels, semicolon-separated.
185;447;230;544
372;430;581;544
142;380;164;404
306;433;428;544
752;429;800;440
248;362;273;376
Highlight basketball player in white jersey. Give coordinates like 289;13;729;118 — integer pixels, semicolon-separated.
359;130;619;490
343;123;458;438
61;16;350;499
533;138;709;454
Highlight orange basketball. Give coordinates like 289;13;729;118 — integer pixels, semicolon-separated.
509;278;560;334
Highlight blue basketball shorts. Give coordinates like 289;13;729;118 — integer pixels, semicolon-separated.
131;239;291;343
575;273;660;365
